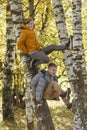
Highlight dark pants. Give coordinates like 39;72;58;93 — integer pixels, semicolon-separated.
29;44;66;64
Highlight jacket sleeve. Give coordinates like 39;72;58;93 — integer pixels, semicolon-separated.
17;31;28;54
31;74;39;93
35;77;47;102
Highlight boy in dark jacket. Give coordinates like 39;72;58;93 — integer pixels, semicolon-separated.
31;63;72;109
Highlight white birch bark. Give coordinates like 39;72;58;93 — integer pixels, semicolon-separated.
21;54;37;130
51;0;76;90
72;0;87;129
52;0;87;129
2;3;15;121
9;0;35;129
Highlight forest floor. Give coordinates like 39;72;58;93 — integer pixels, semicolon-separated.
0;97;73;130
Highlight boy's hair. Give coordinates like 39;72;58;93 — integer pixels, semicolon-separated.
23;17;33;24
48;63;57;68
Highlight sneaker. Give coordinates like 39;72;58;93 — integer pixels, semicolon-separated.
69;35;79;51
66;102;72;109
70;35;80;51
65;38;70;50
36;100;42;108
30;59;37;68
65;35;73;50
66;88;71;101
60;88;71;100
69;35;73;50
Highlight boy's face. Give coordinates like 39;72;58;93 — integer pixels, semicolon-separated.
48;66;57;77
27;20;34;30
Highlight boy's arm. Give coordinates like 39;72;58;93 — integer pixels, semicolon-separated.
35;77;47;102
31;71;47;102
17;31;28;54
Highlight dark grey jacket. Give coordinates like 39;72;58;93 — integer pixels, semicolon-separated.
31;70;58;101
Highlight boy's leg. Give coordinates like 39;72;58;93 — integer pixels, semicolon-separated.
29;50;49;64
59;88;72;109
29;43;67;67
50;87;71;101
29;50;50;68
43;81;63;100
61;98;72;109
43;81;72;109
42;39;70;55
42;44;68;55
42;35;80;55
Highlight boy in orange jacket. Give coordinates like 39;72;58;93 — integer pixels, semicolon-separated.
17;18;71;68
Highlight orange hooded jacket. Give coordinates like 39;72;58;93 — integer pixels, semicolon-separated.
17;24;41;54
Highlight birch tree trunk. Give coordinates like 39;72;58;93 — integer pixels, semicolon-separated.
9;0;35;129
52;0;87;129
72;0;87;129
10;0;55;130
21;54;37;130
51;0;76;90
2;3;15;121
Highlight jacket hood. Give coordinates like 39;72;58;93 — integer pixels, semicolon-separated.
21;24;34;30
